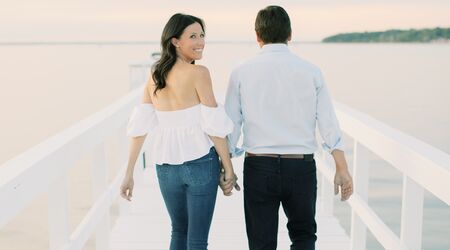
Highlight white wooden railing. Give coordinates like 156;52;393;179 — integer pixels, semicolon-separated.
316;103;450;250
0;62;152;250
1;59;449;250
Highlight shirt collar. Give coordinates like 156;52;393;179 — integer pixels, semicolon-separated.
260;43;289;53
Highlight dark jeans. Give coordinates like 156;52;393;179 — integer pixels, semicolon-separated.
156;147;220;250
243;155;317;250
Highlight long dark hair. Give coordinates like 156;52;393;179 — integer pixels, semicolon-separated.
152;13;205;95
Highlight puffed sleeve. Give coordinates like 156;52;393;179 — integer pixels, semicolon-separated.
126;103;158;137
200;104;234;138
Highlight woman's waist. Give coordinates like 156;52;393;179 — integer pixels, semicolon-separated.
151;143;214;165
155;147;217;166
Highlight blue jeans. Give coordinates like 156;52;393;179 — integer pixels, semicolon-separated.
156;147;220;250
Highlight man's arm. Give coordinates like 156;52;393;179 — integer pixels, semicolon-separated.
315;68;344;153
315;69;353;201
218;70;244;195
224;70;244;158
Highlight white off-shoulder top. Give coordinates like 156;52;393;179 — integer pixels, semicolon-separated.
126;103;234;165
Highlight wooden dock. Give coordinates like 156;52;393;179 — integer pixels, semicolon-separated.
110;158;350;250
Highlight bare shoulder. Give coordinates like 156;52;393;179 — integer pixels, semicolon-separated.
142;77;156;103
192;64;210;74
190;64;212;87
146;76;156;92
189;65;216;106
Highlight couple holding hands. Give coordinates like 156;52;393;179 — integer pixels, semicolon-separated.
121;5;353;250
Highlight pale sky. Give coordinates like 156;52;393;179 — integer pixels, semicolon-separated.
1;0;450;42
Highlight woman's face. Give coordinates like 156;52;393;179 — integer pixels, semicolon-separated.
172;22;205;62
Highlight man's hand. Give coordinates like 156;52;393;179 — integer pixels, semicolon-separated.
219;171;241;196
334;169;353;201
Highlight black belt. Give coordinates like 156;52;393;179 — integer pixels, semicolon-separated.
245;152;314;160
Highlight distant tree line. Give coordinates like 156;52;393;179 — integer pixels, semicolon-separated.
322;27;450;43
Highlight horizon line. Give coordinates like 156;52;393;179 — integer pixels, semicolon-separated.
0;40;321;46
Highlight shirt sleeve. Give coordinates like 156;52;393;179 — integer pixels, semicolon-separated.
224;70;245;158
314;69;345;153
200;104;234;138
126;103;158;137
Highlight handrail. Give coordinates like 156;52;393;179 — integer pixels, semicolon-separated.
0;59;153;250
0;86;142;227
316;157;408;250
335;102;450;205
316;102;450;250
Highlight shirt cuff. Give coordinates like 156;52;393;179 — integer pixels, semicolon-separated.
229;147;245;158
321;137;344;154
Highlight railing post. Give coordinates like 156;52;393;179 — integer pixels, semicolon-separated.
320;151;334;215
400;175;424;250
92;143;110;250
48;172;70;250
350;141;370;250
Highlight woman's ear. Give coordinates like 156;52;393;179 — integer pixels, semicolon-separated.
171;37;179;48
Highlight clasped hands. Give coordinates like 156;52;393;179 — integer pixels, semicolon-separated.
218;161;241;196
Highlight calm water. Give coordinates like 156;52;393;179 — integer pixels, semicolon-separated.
0;43;449;249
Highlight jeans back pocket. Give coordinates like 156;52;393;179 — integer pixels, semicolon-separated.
184;157;214;186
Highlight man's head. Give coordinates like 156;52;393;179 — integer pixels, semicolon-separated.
255;5;292;46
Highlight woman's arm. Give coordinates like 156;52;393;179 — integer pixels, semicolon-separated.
120;84;153;201
124;135;147;178
193;65;238;195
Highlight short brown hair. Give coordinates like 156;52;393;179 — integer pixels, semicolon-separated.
255;6;291;44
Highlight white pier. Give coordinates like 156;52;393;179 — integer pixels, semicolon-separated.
1;60;449;250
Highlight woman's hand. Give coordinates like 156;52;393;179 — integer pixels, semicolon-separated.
219;169;241;196
120;175;134;201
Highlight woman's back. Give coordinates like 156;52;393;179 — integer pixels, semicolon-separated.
127;62;233;165
149;63;202;111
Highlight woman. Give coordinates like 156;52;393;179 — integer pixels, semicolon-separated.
120;13;238;250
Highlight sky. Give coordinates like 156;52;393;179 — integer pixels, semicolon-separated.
1;0;450;42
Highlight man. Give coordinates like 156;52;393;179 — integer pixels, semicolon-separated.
220;5;354;250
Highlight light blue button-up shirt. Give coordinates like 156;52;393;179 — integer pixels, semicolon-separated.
225;44;344;157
